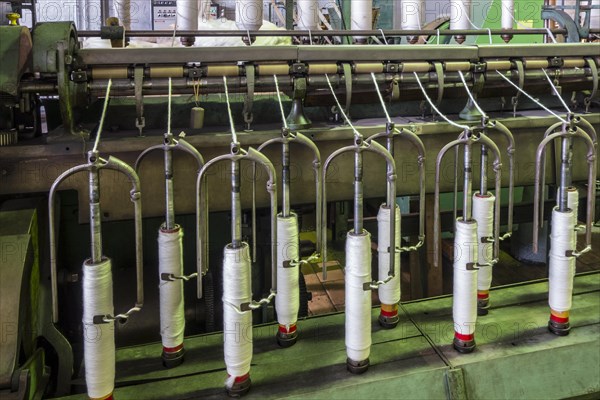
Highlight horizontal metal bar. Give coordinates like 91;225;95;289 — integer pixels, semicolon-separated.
297;45;478;61
75;28;595;38
477;43;600;58
77;46;300;65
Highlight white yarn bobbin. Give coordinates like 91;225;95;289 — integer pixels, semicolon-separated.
345;232;372;363
473;193;495;292
377;205;401;306
453;220;478;338
82;257;115;400
501;0;515;30
275;214;300;332
549;208;576;313
222;243;253;386
158;226;185;351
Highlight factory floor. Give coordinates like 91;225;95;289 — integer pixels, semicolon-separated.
59;272;600;399
304;225;600;316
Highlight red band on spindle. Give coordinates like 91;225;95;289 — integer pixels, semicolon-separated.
380;309;398;318
163;343;184;354
231;373;250;383
278;324;297;334
454;332;474;341
477;293;489;300
550;313;569;324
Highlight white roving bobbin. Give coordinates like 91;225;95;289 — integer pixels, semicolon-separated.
549;208;576;312
82;257;115;399
345;232;372;362
453;220;478;336
351;0;373;40
223;243;253;385
235;0;263;31
400;0;422;31
176;0;198;31
377;205;401;305
297;0;320;30
567;188;579;248
473;193;495;291
158;227;185;349
450;0;471;31
275;214;300;329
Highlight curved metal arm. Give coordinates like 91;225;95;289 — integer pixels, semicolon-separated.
533;128;596;254
49;163;93;323
103;156;144;312
195;147;279;307
486;120;515;239
539;117;597;228
252;132;323;261
49;155;145;323
475;134;503;262
366;126;427;251
434;136;470;268
321;139;396;284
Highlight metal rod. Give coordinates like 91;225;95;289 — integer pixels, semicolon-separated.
558;136;573;212
282;140;291;217
480;145;488;195
77;28;586;37
463;141;473;221
354;150;363;234
232;159;242;248
164;144;175;230
89;157;103;264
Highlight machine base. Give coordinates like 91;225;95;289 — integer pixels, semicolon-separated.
161;347;185;369
453;337;476;354
548;319;571;336
378;313;400;329
477;298;490;316
346;357;370;374
226;376;251;398
276;330;298;348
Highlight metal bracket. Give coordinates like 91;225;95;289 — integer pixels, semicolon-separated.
70;70;87;82
134;66;145;136
243;64;255;131
511;59;525;117
466;262;479;271
161;272;198;282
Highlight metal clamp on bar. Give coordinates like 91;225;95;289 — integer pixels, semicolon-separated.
48;150;144;323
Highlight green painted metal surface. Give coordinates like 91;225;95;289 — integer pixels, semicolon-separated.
57;273;600;399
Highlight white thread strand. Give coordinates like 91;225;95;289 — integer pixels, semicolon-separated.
413;72;469;130
176;0;198;32
458;71;487;118
223;76;238;144
549;208;576;312
453;220;478;336
495;71;567;123
235;0;263;31
223;244;252;382
275;215;300;329
82;258;115;399
371;73;392;124
92;79;112;153
273;75;289;129
377;205;401;305
345;232;372;362
158;228;185;349
324;74;362;139
567;189;579;247
473;194;495;291
542;68;572;114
